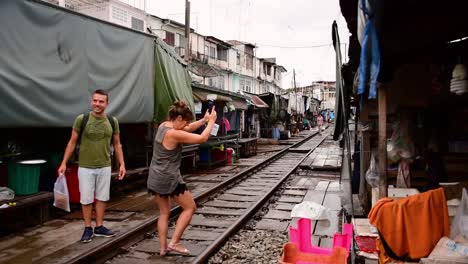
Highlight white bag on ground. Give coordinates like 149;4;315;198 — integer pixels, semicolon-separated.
450;188;468;240
291;201;330;220
53;174;70;212
0;187;15;201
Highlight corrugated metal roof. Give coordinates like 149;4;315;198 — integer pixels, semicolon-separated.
230;99;248;110
192;90;232;102
245;93;269;108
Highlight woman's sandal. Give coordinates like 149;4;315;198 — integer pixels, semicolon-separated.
159;248;169;256
167;242;190;255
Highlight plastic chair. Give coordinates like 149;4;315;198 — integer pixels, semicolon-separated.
289;218;353;256
279;242;348;264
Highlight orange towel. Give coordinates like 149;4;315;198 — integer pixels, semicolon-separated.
368;188;450;262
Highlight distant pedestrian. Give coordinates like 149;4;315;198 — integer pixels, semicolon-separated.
58;89;126;243
148;101;217;256
303;118;310;130
316;114;324;135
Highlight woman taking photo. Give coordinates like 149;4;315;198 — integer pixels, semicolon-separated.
147;101;217;256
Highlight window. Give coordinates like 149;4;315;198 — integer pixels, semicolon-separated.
240;78;252;93
131;17;144;31
209;47;216;59
266;65;271;76
218;75;224;89
217;47;227;61
245;54;253;70
236;53;240;65
245;79;252;93
178;34;187;48
208;77;216;87
112;6;127;24
164;31;175;46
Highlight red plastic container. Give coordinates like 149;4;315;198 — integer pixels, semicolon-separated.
212;149;226;162
226;149;233;164
57;164;80;204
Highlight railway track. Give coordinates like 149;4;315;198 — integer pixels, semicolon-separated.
68;131;326;264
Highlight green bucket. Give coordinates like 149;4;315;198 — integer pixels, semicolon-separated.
8;160;46;195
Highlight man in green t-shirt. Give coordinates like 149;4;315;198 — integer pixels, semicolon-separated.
58;89;126;243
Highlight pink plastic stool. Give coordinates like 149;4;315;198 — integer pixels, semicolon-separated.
289;218;353;257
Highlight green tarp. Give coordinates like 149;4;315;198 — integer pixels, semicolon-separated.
153;38;194;123
0;0;154;127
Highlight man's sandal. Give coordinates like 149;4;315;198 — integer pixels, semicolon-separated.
167;242;190;255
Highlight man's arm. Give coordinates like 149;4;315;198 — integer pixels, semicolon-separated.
57;130;79;175
113;133;126;180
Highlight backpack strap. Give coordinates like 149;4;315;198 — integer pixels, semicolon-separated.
78;113;90;145
106;115;116;145
106;115;116;135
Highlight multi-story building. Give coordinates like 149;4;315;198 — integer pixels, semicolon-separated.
257;58;287;95
44;0;146;32
146;15;191;58
42;0;287;95
297;81;336;110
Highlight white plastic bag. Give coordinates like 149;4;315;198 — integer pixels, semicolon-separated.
53;174;70;212
366;153;379;188
0;187;15;201
451;188;468;240
291;201;330;220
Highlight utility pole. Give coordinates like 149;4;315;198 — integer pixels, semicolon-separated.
293;69;298;121
185;0;191;62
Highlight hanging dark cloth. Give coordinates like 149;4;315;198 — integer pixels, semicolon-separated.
332;21;350;141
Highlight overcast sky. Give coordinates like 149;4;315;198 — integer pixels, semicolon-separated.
138;0;350;88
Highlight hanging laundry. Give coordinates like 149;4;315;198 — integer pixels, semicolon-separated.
222;117;231;132
357;0;380;99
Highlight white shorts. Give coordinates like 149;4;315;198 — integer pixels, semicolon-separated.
78;166;112;205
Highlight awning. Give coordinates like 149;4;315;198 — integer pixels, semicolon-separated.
192;90;232;102
245;93;269;108
230;98;248;110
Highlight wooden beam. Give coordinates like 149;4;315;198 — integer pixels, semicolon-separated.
359;100;372;210
378;84;388;198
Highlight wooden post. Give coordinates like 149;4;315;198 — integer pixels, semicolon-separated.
378;84;387;198
184;0;191;62
359;101;371;210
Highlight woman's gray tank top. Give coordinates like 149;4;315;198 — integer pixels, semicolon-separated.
147;125;184;194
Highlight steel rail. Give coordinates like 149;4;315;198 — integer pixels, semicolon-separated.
192;148;316;263
67;132;319;264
